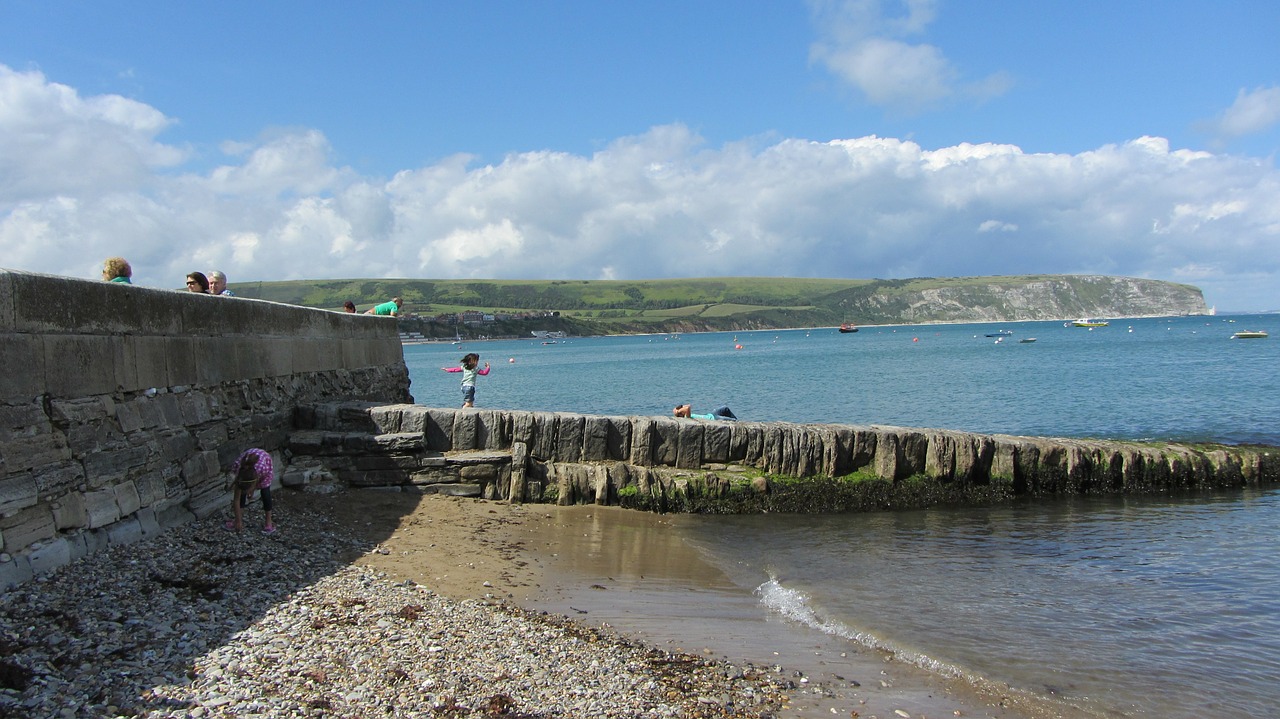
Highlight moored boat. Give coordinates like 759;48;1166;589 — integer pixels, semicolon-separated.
838;323;859;333
985;330;1014;337
1231;330;1268;339
1071;318;1109;327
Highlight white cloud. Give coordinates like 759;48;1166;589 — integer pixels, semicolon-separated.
2;65;1279;310
978;220;1018;233
0;66;187;202
1202;86;1280;142
808;0;1010;114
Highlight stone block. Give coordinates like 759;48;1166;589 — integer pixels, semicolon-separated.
155;501;196;529
135;507;161;538
187;485;227;519
0;334;45;403
0;555;33;591
157;428;197;463
27;537;72;575
51;492;88;530
105;516;143;546
84;489;121;528
128;335;171;394
629;417;655;466
702;423;732;464
0;505;56;554
83;444;150;488
555;414;585;463
399;406;429;434
582;416;613;461
528;412;558;459
0;475;38;515
459;464;498;481
179;392;214;425
133;468;167;501
432;484;482;497
1;433;73;474
675;422;705;470
182;450;221;488
371;433;426;452
42;335;120;397
651;419;680;467
451;412;479;451
113;481;142;517
50;397;112;425
156;392;185;427
81;527;110;557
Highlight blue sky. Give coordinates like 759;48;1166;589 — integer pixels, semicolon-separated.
2;0;1279;310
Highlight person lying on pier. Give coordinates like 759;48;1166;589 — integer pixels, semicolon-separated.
673;404;737;420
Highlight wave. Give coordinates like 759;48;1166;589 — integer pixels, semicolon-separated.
753;573;966;679
753;574;1116;718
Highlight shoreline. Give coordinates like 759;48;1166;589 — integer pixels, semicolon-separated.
1;488;1101;718
324;490;1099;719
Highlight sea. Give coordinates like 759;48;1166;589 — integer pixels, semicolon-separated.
403;313;1280;718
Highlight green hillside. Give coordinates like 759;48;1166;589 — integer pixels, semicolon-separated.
226;275;1208;336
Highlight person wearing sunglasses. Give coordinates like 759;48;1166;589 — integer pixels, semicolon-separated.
185;272;210;293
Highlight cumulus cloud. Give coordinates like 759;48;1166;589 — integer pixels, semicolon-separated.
808;0;1010;113
2;65;1279;310
1202;86;1280;142
0;66;187;202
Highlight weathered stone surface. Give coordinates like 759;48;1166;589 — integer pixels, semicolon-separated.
84;489;121;528
0;475;38;515
555;414;585;463
0;505;56;554
113;481;142;517
51;493;87;530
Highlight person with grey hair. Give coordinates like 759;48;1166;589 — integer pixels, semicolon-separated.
209;270;234;296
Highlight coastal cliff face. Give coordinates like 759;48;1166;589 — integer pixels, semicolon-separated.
831;275;1208;324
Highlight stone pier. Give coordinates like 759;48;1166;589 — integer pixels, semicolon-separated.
289;402;1280;514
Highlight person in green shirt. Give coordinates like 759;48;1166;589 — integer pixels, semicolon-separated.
366;297;403;316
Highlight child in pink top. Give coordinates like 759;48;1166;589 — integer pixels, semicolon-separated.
225;448;276;534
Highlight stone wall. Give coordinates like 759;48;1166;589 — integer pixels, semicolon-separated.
0;269;411;588
290;402;1280;513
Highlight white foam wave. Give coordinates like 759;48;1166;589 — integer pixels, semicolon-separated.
753;574;964;679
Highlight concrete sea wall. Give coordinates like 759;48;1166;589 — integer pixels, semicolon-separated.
0;269;411;588
290;402;1280;513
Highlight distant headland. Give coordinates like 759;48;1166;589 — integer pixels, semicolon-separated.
229;274;1209;338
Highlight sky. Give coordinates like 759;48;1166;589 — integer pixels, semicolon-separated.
1;1;1278;311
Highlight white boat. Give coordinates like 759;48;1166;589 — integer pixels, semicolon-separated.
1071;318;1109;327
1231;330;1268;339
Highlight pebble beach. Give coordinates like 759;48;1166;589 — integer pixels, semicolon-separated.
0;492;794;719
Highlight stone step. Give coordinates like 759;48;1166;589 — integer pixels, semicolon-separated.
288;430;431;456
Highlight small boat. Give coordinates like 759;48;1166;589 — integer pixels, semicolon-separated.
1231;331;1269;339
985;330;1014;337
1072;318;1109;327
1019;338;1037;343
838;323;859;334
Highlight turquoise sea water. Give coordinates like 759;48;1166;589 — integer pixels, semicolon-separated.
404;314;1280;718
405;313;1279;445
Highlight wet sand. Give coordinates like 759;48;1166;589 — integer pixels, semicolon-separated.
314;489;1098;719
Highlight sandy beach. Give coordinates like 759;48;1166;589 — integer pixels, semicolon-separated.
0;488;1092;718
316;489;1091;719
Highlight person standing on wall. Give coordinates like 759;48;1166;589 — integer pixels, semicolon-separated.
442;353;490;408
